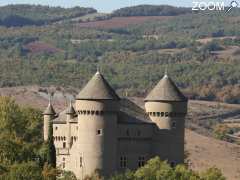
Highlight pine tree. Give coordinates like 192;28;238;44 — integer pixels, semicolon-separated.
46;119;56;168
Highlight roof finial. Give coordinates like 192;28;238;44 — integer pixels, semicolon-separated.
48;94;52;105
164;66;168;78
96;65;100;75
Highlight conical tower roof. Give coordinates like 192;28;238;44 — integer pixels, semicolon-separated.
145;74;187;102
66;101;76;114
43;101;56;115
76;71;120;100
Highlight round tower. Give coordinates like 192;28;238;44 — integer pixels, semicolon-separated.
43;99;56;142
75;71;120;177
66;101;76;148
144;73;188;163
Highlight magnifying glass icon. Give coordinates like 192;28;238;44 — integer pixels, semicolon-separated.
226;0;238;13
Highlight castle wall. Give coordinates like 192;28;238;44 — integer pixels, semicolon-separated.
117;124;153;171
53;122;78;149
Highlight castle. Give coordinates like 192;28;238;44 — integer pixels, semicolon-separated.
43;71;188;179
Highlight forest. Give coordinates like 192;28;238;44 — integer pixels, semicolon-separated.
0;4;239;104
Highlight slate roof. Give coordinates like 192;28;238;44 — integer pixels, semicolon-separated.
145;75;187;102
76;71;120;100
52;98;153;125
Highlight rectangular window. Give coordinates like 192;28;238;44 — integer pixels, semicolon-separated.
172;121;177;129
63;142;66;148
120;156;127;168
80;157;83;167
63;162;65;168
138;156;145;167
97;129;103;135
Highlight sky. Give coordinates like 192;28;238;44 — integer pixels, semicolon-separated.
0;0;232;13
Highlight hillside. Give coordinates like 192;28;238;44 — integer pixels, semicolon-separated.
0;5;239;104
111;5;191;17
0;86;239;179
0;5;97;26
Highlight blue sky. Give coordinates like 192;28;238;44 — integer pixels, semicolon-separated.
0;0;231;12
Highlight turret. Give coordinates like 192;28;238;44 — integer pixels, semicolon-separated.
145;73;188;163
75;71;120;178
66;101;76;148
43;99;56;142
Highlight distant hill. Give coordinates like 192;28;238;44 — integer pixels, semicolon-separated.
112;5;192;17
0;4;97;27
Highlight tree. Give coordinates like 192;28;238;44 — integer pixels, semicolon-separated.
5;162;42;180
42;163;59;180
110;157;225;180
59;171;77;180
201;167;226;180
46;120;56;168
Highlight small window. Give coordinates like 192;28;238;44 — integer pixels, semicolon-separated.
55;126;58;130
63;142;66;148
149;112;153;116
138;156;145;167
172;121;177;129
161;112;165;117
87;110;90;115
126;129;130;136
157;112;160;117
63;162;65;168
80;157;83;167
96;111;99;115
137;130;141;136
120;156;127;168
97;129;102;135
153;112;156;116
83;110;86;115
63;157;65;161
64;136;66;141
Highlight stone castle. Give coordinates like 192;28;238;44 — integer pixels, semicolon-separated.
43;71;188;179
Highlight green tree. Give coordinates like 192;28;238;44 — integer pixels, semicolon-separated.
201;167;226;180
5;162;42;180
46;120;56;168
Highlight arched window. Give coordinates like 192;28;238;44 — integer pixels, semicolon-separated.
96;111;99;115
91;110;94;115
87;110;90;115
83;110;86;115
